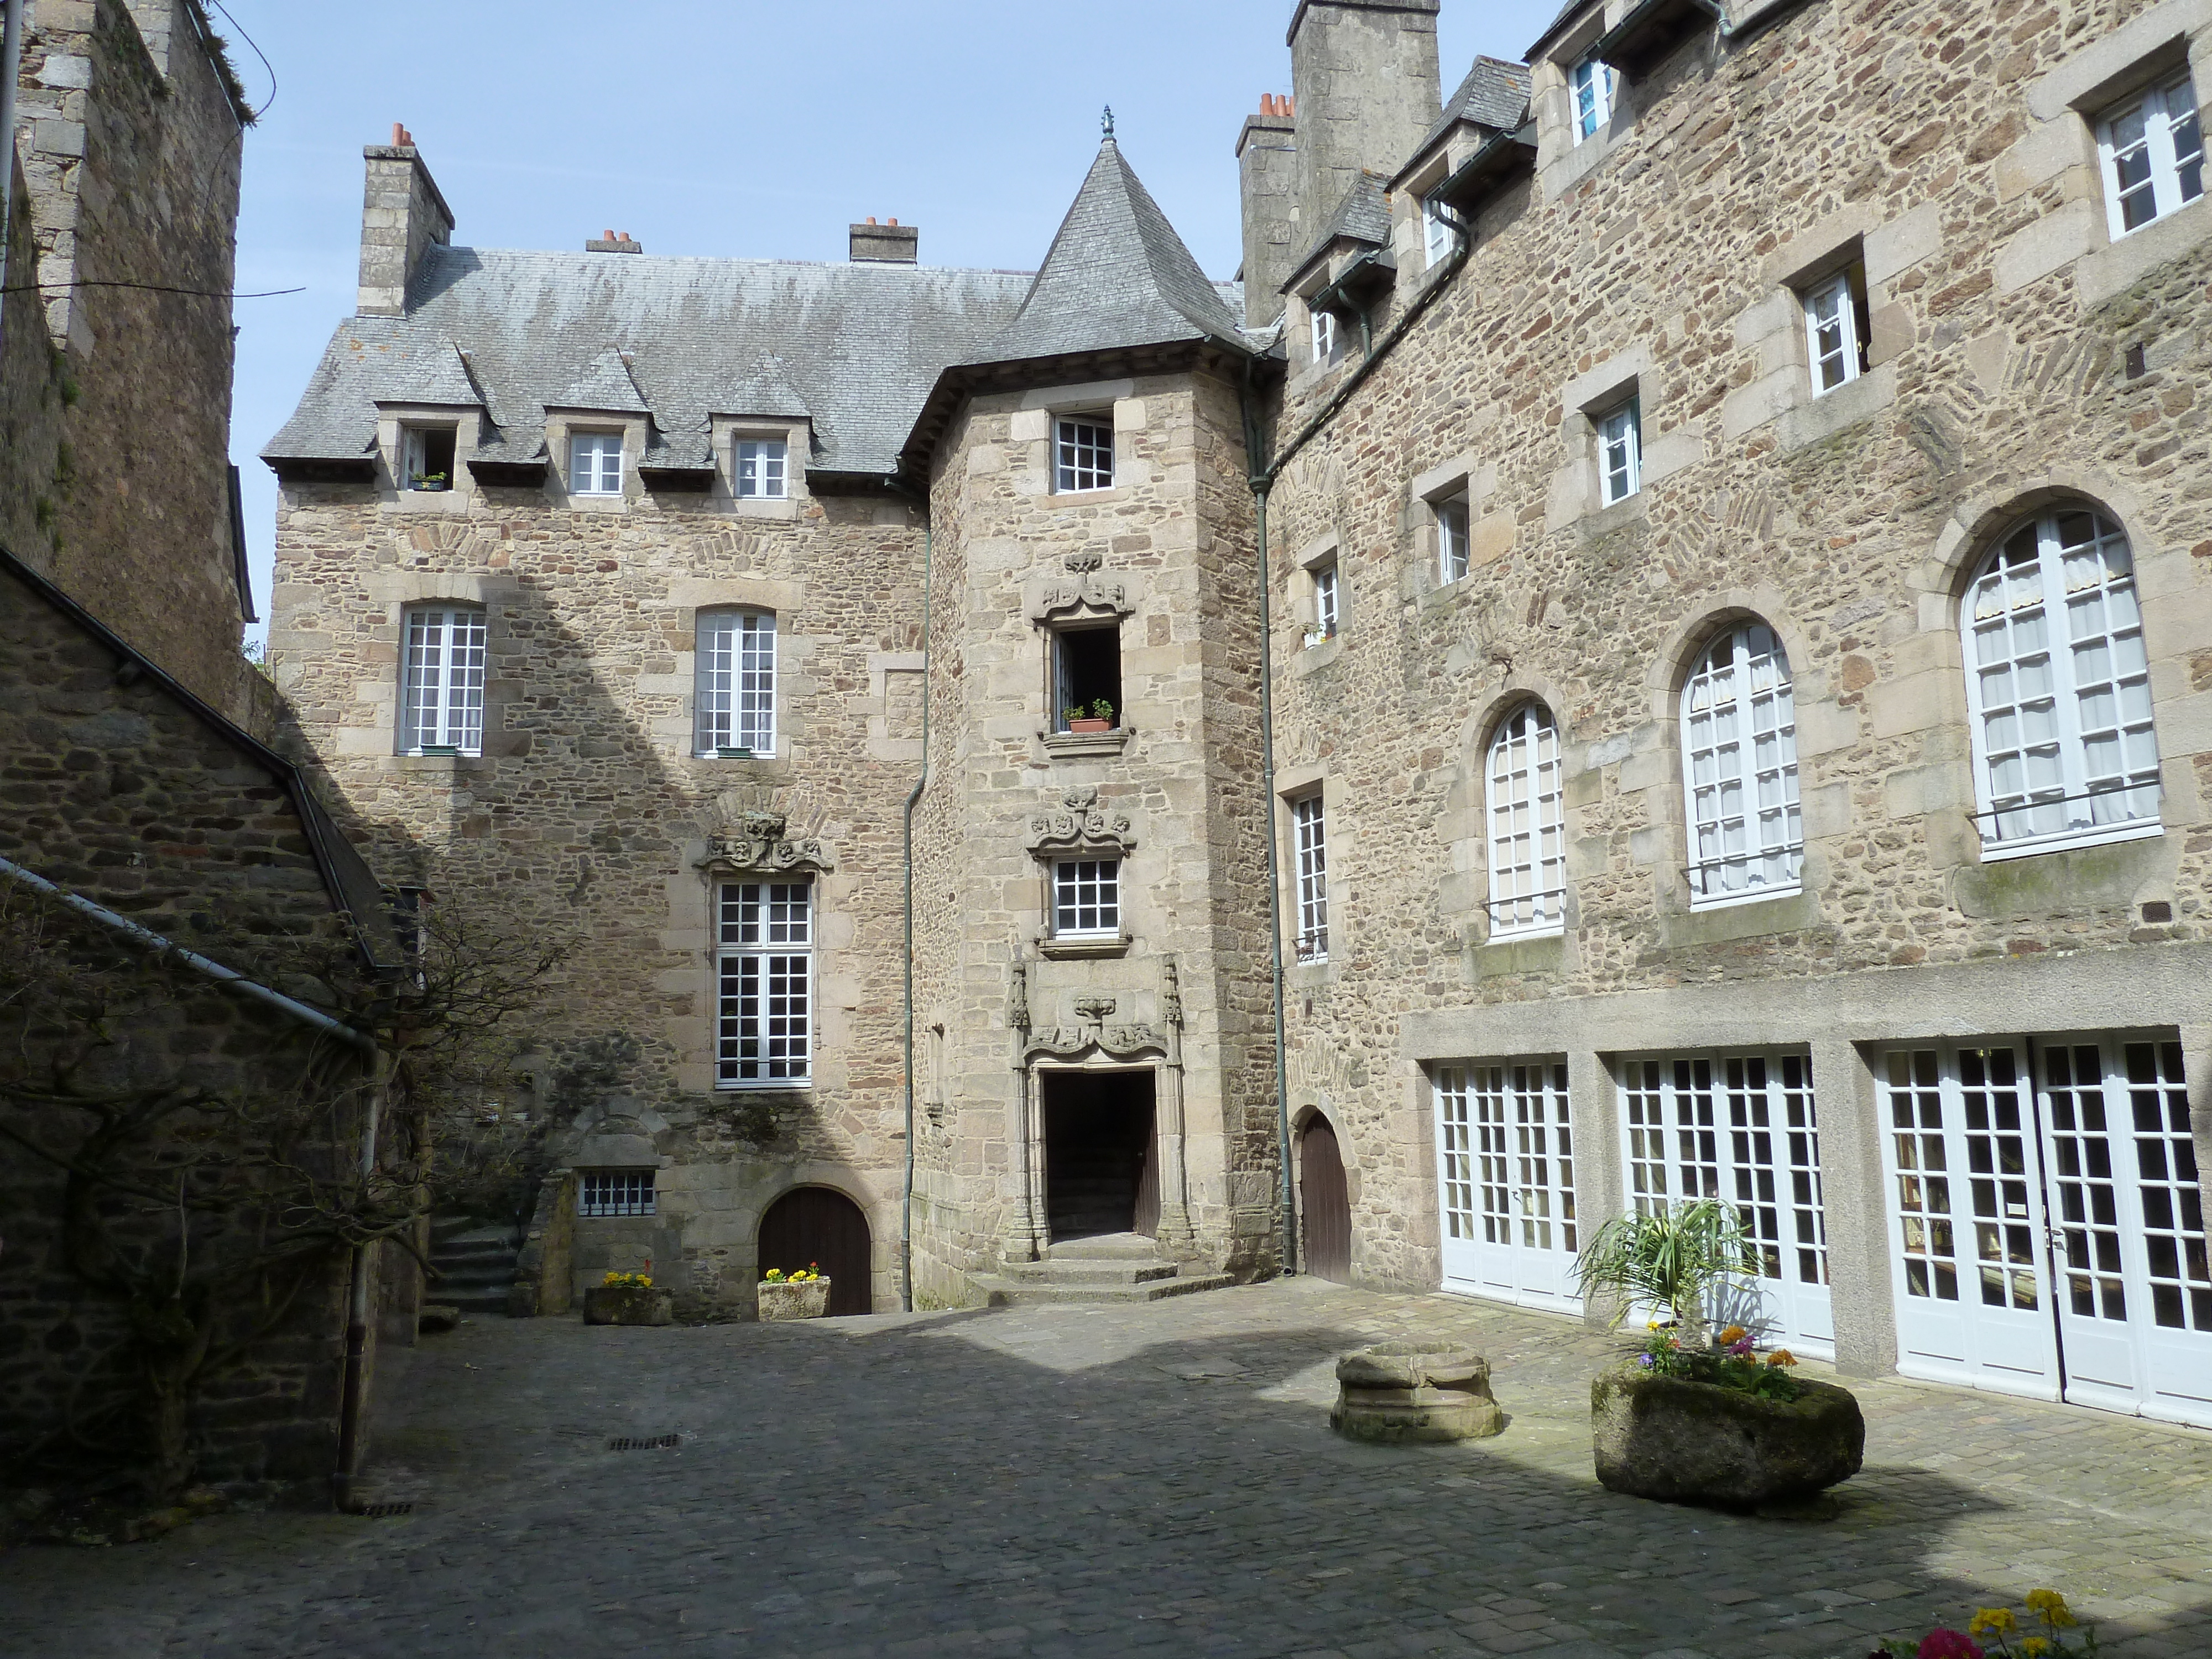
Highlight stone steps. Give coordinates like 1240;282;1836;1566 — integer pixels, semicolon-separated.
429;1222;521;1316
968;1233;1233;1306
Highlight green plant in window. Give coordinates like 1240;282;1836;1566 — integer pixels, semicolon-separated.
1089;699;1114;722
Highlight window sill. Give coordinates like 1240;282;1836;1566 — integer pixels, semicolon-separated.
714;1079;812;1093
1973;817;2163;865
394;752;484;773
1288;635;1344;677
1470;929;1566;980
1041;727;1131;760
1776;360;1898;455
1047;486;1128;507
2077;193;2212;308
1687;883;1804;915
1037;929;1131;961
386;491;469;513
562;494;630;511
729;495;801;519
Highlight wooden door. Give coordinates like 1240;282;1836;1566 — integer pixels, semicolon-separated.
1301;1116;1352;1282
758;1187;872;1316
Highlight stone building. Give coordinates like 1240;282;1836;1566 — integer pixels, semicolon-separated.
267;0;2212;1428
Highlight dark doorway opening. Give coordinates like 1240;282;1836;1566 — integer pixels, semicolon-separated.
758;1187;872;1316
1300;1114;1351;1283
1042;1069;1157;1241
1051;625;1122;731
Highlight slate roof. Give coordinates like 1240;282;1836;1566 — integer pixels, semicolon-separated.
264;251;1037;478
549;345;650;414
1284;171;1392;291
968;137;1249;366
372;338;482;408
1404;56;1534;170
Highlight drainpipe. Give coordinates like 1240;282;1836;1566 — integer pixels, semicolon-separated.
896;489;933;1313
332;1049;388;1511
0;0;23;366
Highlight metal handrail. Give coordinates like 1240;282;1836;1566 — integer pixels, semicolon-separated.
1970;782;2162;842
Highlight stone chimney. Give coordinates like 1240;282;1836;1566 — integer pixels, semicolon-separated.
1237;94;1298;332
357;124;456;317
1287;0;1441;249
586;230;644;253
849;217;920;264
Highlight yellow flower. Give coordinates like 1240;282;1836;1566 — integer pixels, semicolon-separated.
1766;1349;1799;1368
1968;1608;2017;1637
2020;1639;2052;1657
2025;1590;2077;1629
1718;1325;1748;1345
1647;1319;1664;1331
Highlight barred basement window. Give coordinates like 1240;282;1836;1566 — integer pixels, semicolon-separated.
718;879;812;1087
569;431;624;496
1055;415;1114;493
1682;622;1801;905
2099;71;2203;238
398;604;487;756
579;1169;656;1217
696;608;777;757
1052;859;1120;937
736;438;788;499
1292;792;1329;964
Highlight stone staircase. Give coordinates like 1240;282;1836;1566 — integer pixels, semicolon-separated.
428;1219;522;1316
968;1232;1234;1307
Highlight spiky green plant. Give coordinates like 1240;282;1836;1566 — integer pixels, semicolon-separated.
1574;1198;1761;1329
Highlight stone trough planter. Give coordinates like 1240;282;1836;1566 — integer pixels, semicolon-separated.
582;1286;674;1327
757;1279;831;1322
1590;1366;1864;1509
1330;1341;1504;1443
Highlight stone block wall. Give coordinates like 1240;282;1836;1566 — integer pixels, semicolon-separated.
0;149;68;565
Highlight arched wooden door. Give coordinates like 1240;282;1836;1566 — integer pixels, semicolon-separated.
758;1187;873;1316
1300;1115;1352;1283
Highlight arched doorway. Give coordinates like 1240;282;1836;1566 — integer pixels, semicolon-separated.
1300;1114;1351;1283
758;1187;872;1316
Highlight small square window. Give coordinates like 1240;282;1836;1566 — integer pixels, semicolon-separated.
1572;56;1618;144
1311;307;1343;367
1311;560;1340;644
2100;71;2204;238
1423;193;1460;268
1052;625;1121;731
570;432;624;496
1436;493;1471;584
401;426;456;492
1052;859;1121;937
579;1169;656;1217
1598;399;1641;506
1801;265;1871;395
736;438;788;499
1055;415;1114;493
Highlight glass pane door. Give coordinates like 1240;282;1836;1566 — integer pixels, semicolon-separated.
1433;1061;1580;1314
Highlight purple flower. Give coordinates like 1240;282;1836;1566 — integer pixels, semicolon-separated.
1637;1354;1655;1368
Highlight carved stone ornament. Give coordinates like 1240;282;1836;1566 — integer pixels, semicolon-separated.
1027;786;1136;858
1023;991;1170;1063
1063;551;1103;574
1025;565;1135;624
698;809;834;875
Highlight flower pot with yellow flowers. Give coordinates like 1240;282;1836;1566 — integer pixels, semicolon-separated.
1871;1587;2099;1658
583;1271;674;1327
756;1264;830;1322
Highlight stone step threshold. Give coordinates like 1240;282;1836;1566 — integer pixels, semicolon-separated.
968;1269;1235;1307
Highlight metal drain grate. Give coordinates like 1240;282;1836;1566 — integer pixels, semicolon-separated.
607;1433;681;1452
346;1501;415;1517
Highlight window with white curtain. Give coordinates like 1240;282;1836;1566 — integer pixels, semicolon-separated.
398;604;487;755
1802;265;1871;394
1486;703;1566;939
1963;507;2162;855
2098;71;2203;238
1682;622;1802;905
695;609;777;757
1598;398;1641;505
568;431;623;495
1292;793;1329;964
1572;56;1617;143
736;438;788;499
718;879;812;1086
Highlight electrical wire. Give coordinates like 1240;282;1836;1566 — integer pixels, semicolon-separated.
1;280;304;298
205;0;275;122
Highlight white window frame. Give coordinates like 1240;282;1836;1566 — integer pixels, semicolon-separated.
1598;398;1641;506
568;430;624;497
1681;622;1803;907
1422;191;1459;268
1802;268;1867;395
1051;858;1121;938
2098;71;2204;239
398;604;487;757
1572;55;1617;143
1054;414;1114;493
1292;792;1329;964
1311;560;1340;644
1485;702;1566;941
735;438;789;499
1436;491;1471;585
695;608;778;758
401;425;457;492
1963;507;2163;860
717;878;813;1088
1311;306;1342;368
578;1169;656;1217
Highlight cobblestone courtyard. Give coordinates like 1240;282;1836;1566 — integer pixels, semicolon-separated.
4;1279;2209;1658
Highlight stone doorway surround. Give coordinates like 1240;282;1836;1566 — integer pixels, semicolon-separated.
1002;957;1195;1263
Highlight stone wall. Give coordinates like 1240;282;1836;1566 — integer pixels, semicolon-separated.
0;148;67;564
1253;0;2212;1293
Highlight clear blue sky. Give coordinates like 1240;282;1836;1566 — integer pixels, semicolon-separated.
217;0;1564;638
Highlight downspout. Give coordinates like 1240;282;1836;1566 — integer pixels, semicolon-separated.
896;486;933;1313
332;1049;388;1511
0;0;23;365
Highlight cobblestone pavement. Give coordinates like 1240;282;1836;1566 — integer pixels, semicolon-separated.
4;1279;2209;1659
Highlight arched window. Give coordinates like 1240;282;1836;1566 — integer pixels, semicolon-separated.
1964;507;2161;853
1682;622;1802;905
1485;702;1565;938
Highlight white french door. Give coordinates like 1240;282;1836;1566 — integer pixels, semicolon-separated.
1434;1061;1582;1314
1618;1051;1834;1358
1876;1037;2212;1428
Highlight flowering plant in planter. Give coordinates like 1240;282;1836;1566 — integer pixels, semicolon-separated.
1637;1322;1803;1402
761;1263;820;1284
602;1271;651;1290
1871;1589;2099;1658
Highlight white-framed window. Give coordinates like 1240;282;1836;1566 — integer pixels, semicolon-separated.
1051;859;1120;938
735;438;789;499
1598;398;1641;505
1436;491;1471;584
1055;415;1114;493
1802;266;1871;394
1486;702;1566;940
399;604;487;756
1311;306;1342;367
1964;507;2162;857
717;879;813;1087
401;425;457;492
569;431;624;496
695;609;777;758
1311;560;1341;644
1572;55;1618;143
1422;191;1459;267
1292;792;1329;964
578;1169;656;1218
2098;71;2204;238
1682;622;1802;905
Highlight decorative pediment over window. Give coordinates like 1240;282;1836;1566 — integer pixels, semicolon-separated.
697;810;834;875
1026;786;1136;859
1010;980;1171;1065
1025;556;1136;624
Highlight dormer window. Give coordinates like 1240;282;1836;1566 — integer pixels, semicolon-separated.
1311;307;1343;367
569;431;623;496
401;425;456;492
1572;56;1617;143
737;438;789;499
1422;192;1459;268
1055;415;1114;493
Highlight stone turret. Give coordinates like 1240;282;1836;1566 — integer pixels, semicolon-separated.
357;124;455;317
1287;0;1442;244
1237;94;1299;332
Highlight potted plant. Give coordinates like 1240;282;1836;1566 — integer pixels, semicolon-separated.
1577;1201;1864;1509
583;1270;674;1327
1066;699;1115;735
1872;1588;2098;1658
410;472;450;492
757;1263;831;1322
